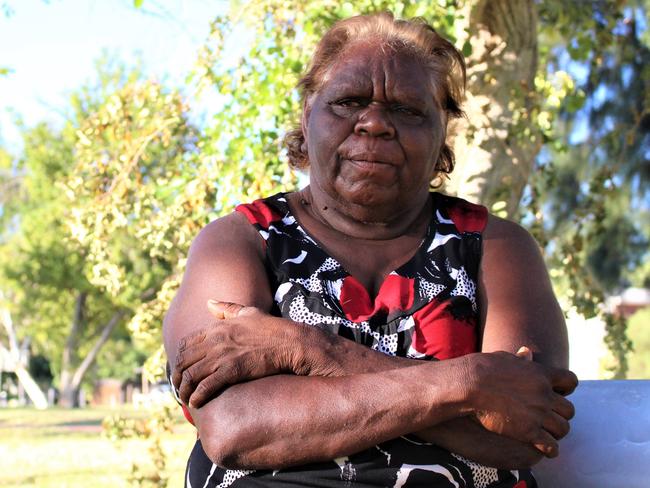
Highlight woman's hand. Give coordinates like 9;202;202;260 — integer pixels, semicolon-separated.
172;301;343;408
462;350;577;458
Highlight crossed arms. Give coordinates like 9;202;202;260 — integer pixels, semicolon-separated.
163;211;577;470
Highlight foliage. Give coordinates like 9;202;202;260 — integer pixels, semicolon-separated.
530;0;650;376
61;69;205;381
0;61;194;403
103;403;177;487
627;307;650;378
0;120;121;387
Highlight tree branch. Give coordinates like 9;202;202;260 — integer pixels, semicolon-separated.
70;309;126;389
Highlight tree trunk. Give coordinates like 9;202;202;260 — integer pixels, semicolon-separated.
58;292;86;408
444;0;542;217
58;309;124;408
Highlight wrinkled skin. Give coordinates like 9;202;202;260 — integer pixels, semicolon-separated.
174;302;577;458
303;42;444;229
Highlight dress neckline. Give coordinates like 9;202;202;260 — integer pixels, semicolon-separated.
273;191;440;302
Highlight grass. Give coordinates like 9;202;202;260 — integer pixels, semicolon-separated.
0;403;196;488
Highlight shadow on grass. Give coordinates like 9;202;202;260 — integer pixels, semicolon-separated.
58;419;103;428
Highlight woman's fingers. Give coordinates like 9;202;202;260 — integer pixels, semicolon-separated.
188;364;238;409
543;411;571;440
532;429;559;458
549;367;579;395
515;346;533;361
468;351;578;453
188;362;249;409
178;363;205;405
552;394;576;420
207;300;245;319
172;348;206;388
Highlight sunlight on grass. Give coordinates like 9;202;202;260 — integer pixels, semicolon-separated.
0;405;196;488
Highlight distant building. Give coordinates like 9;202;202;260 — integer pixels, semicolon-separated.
607;288;650;318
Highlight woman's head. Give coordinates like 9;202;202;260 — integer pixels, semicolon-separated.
285;12;466;179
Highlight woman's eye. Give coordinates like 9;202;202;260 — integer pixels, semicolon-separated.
330;98;365;108
392;105;421;116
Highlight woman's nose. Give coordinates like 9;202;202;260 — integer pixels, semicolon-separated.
354;105;396;139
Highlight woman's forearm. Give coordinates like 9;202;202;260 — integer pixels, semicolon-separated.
192;361;467;470
414;417;543;469
309;328;545;469
180;315;575;469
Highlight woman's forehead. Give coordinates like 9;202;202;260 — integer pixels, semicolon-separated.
320;46;434;100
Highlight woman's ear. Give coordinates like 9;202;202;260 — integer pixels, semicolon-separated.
300;96;314;155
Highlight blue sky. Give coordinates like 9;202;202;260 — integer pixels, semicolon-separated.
0;0;228;151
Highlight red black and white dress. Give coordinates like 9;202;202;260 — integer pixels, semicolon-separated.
175;191;537;488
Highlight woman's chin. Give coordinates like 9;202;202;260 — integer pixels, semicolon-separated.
334;186;406;222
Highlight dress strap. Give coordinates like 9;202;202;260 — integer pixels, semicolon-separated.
433;193;488;234
235;192;288;230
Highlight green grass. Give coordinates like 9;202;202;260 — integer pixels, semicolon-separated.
0;404;196;488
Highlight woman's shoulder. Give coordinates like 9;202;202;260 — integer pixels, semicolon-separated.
483;213;538;247
196;191;292;247
191;209;266;266
234;191;291;229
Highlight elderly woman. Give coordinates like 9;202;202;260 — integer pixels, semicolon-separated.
164;12;577;488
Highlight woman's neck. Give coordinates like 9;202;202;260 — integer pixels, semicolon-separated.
296;185;432;241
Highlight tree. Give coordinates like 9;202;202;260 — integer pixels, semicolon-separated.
529;0;649;376
0;60;192;405
0;119;130;407
627;307;650;378
93;0;646;380
61;65;201;383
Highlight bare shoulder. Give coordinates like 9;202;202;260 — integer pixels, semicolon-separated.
483;214;540;251
189;211;264;261
481;213;549;278
481;213;551;294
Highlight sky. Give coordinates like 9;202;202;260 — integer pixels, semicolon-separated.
0;0;228;152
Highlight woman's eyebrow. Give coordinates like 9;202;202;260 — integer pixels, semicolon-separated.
324;72;371;91
388;90;430;107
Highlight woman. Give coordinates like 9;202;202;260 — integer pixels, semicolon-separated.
164;12;578;488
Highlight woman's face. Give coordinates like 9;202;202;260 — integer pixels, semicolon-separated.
303;41;445;220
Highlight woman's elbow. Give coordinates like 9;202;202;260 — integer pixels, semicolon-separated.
199;422;253;470
194;401;256;469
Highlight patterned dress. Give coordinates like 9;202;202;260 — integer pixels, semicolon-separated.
176;191;537;488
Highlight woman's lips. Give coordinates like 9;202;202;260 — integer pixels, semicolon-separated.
342;158;398;184
346;153;397;165
349;158;391;166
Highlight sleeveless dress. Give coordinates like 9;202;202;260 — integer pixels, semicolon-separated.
174;191;537;488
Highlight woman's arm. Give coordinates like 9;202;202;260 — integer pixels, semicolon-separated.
166;213;576;469
413;215;576;467
178;303;566;469
478;215;570;368
163;214;465;468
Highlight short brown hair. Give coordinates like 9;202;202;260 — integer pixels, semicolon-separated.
284;11;466;175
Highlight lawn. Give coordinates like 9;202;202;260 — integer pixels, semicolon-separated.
0;403;196;488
